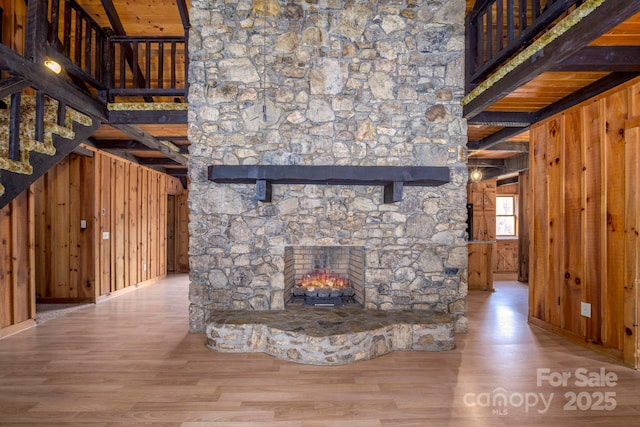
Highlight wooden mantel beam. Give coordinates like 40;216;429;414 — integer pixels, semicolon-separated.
208;165;451;204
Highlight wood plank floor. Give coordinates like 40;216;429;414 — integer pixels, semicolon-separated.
1;275;640;426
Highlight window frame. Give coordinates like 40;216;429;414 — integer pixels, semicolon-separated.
496;195;518;237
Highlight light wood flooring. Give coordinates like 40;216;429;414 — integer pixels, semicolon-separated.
1;275;640;426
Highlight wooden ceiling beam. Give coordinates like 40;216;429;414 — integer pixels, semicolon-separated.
114;124;188;165
92;139;189;154
553;46;640;72
467;126;529;151
467;159;505;169
99;0;150;99
166;168;188;176
136;157;183;166
463;0;640;119
471;141;529;153
469;154;529;180
108;109;187;124
176;0;190;30
92;139;144;151
100;0;127;35
467;111;534;126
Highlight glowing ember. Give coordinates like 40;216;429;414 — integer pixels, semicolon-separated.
297;270;349;291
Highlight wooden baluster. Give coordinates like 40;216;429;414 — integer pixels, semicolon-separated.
158;41;164;89
8;93;21;162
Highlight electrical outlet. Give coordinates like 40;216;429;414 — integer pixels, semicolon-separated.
80;219;87;229
102;231;110;240
581;302;592;318
143;264;147;271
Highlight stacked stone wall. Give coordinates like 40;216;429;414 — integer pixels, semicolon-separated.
188;0;468;333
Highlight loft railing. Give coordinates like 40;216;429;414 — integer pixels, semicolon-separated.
41;0;186;101
466;0;585;90
107;36;187;99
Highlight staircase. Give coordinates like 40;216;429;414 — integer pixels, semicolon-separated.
0;92;100;209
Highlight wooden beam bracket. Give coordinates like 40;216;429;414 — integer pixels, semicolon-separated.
208;165;450;204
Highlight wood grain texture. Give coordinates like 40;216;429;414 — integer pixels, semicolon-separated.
529;78;640;364
467;179;496;241
623;117;640;368
31;151;185;301
0;189;35;332
2;275;640;426
468;242;494;291
517;170;530;282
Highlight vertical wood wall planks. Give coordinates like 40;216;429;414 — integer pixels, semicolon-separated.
517;170;530;282
139;168;149;283
563;108;584;336
128;164;139;286
603;89;626;351
78;155;94;300
99;154;111;295
29;149;185;303
546;118;563;328
167;195;176;272
582;99;603;345
68;154;81;299
114;159;126;291
0;190;35;334
53;156;71;299
1;200;13;327
624;117;640;368
530;77;640;365
177;193;189;273
530;122;549;321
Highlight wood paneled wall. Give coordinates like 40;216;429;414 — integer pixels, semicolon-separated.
0;189;35;337
34;154;95;302
529;77;640;367
34;149;186;302
2;148;188;335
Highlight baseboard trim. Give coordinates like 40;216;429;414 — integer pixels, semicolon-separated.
96;275;167;303
0;319;37;340
528;316;626;366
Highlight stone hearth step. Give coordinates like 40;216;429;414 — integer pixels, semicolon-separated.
205;307;455;365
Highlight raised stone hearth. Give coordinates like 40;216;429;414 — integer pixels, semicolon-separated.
206;307;454;365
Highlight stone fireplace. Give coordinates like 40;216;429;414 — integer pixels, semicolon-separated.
187;0;468;363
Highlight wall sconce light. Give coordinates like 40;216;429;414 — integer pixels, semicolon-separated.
44;58;62;74
469;168;483;183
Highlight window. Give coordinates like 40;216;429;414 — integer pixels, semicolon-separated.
496;195;517;237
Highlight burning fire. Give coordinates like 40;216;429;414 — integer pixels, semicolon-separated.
297;270;349;291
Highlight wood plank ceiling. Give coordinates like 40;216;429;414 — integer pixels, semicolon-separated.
79;0;640;182
465;1;640;179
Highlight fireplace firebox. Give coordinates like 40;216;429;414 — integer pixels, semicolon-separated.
284;246;364;307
